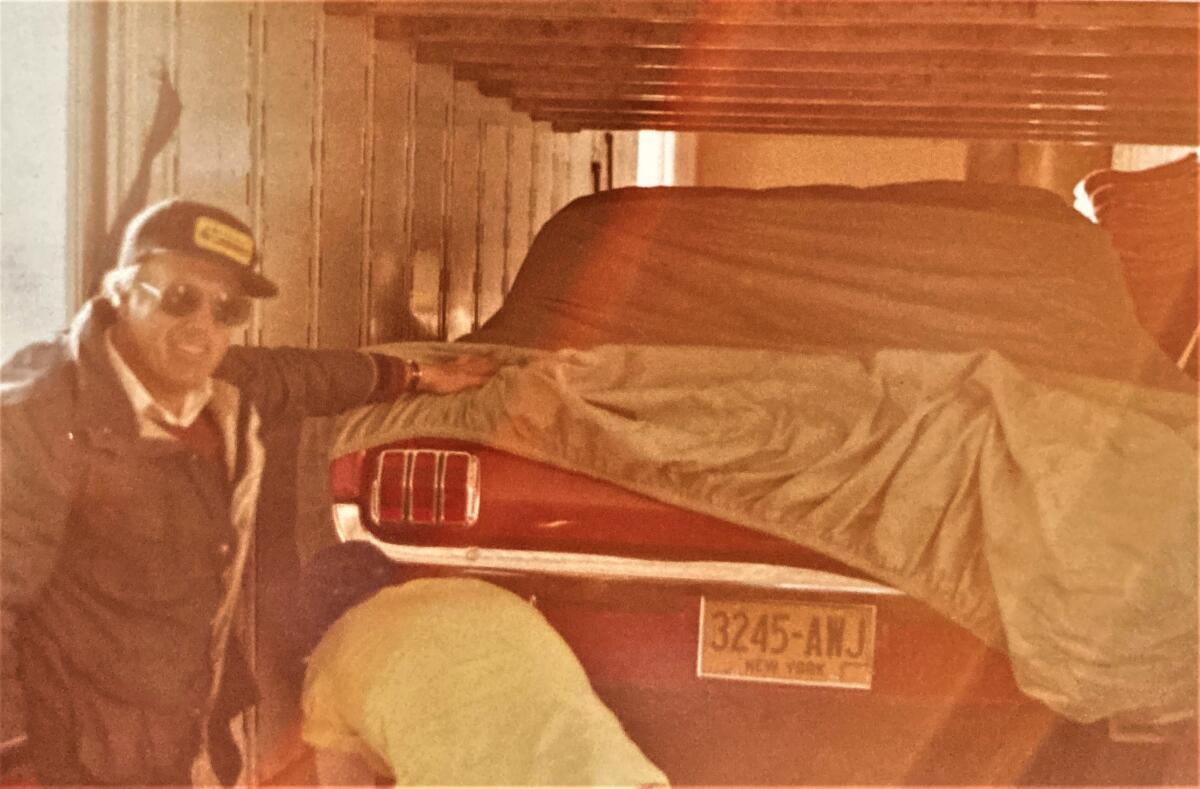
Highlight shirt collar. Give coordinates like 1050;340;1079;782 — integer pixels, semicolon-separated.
104;329;213;430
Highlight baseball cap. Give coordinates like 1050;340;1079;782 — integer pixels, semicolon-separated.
117;198;278;297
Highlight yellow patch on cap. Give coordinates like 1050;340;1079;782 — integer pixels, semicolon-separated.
194;216;254;266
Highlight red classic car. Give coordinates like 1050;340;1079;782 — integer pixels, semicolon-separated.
323;184;1197;785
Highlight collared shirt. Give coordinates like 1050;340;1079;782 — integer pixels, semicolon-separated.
104;329;214;435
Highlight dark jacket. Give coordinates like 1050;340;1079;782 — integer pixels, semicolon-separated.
0;298;384;785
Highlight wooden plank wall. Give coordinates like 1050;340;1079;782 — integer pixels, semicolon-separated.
258;2;321;349
96;3;638;351
316;13;371;350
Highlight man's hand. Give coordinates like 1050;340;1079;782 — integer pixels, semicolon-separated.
416;355;500;395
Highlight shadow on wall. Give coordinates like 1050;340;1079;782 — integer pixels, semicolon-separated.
965;141;1112;203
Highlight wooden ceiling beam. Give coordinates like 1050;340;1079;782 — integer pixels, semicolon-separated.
457;64;1197;99
380;16;1196;57
536;107;1192;129
517;99;1197;128
419;43;1194;78
340;1;1199;30
541;113;1195;144
481;80;1192;113
548;118;1173;144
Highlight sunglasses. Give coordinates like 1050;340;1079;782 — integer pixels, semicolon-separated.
136;281;252;327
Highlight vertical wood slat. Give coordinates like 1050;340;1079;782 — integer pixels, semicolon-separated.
175;2;253;211
367;38;417;344
592;130;609;190
673;131;698;186
246;2;265;349
529;121;555;241
359;15;377;349
315;13;370;349
309;10;326;348
409;61;453;338
611;130;639;188
446;79;482;340
129;0;177;203
477;98;511;327
258;2;319;348
103;0;130;230
174;1;255;349
550;132;571;211
568;129;595;199
504;115;534;293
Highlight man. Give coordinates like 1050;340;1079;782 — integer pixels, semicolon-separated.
0;198;497;786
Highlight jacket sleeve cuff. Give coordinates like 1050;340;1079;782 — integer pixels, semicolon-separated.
367;354;419;400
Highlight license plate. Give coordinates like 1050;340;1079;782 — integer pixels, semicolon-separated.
698;596;877;689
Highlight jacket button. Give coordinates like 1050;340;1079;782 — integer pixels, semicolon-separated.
217;542;232;557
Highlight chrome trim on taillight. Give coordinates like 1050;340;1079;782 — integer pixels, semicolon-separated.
331;503;903;596
463;454;482;524
368;449;480;528
403;449;419;522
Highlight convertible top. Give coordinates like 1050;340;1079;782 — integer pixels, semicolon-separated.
466;182;1190;390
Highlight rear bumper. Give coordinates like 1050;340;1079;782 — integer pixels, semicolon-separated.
332;503;1197;785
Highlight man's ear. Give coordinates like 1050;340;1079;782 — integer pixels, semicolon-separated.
100;265;139;313
110;283;136;316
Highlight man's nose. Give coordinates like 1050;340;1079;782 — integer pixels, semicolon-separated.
182;295;223;330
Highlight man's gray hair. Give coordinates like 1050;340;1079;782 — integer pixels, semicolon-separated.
100;265;140;306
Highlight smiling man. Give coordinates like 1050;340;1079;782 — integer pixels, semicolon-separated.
0;198;497;786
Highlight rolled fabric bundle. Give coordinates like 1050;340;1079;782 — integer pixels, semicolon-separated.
1080;153;1199;194
1079;154;1198;375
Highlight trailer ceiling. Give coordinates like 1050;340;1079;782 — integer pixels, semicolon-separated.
327;0;1198;145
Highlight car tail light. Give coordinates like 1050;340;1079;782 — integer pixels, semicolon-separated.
370;448;480;527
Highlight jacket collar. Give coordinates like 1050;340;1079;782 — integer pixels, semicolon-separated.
67;298;142;442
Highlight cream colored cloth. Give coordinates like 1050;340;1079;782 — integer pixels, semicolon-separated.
302;577;668;787
321;343;1197;725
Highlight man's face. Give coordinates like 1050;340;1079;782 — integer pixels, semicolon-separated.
113;254;247;402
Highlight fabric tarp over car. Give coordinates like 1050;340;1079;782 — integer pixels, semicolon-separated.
306;185;1196;725
326;343;1196;726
